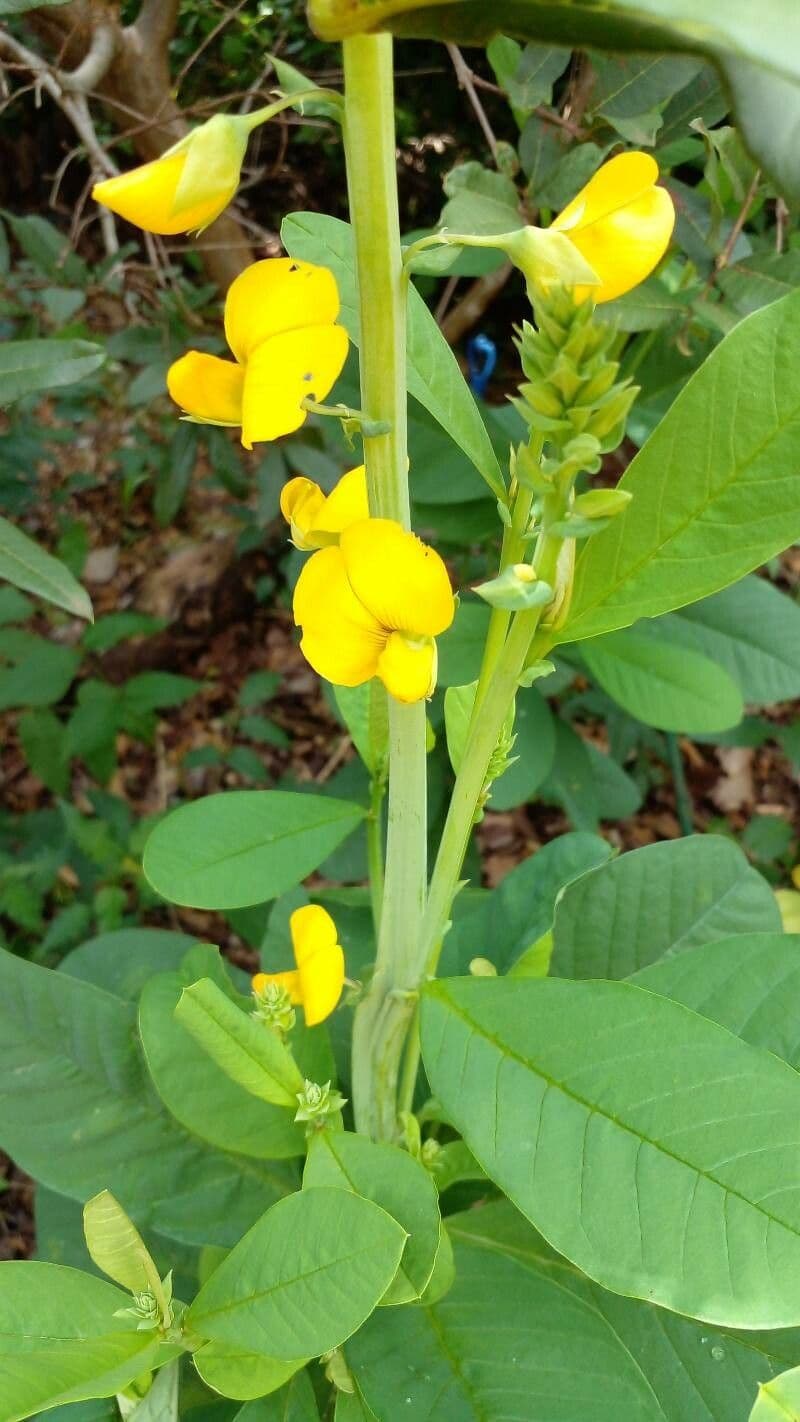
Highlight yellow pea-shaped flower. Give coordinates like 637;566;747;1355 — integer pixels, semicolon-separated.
166;257;349;449
293;517;455;704
252;904;344;1027
280;465;369;550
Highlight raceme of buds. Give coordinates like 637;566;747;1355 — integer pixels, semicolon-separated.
252;904;344;1027
295;1078;348;1125
93;114;250;235
252;979;297;1035
167;258;348;449
293;518;456;704
513;281;637;463
281;465;369;549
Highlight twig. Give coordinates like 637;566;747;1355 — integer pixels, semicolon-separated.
715;167;762;275
776;196;789;253
665;734;695;837
446;43;499;165
434;274;459;326
440;260;513;345
172;0;248;98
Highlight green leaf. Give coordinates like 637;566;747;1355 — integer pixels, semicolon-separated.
421;974;800;1326
631;933;800;1069
647;576;800;705
19;708;70;794
187;1187;407;1358
303;1131;441;1303
0;628;80;710
60;927;198;1001
449;1198;791;1421
175;976;304;1108
0;515;92;619
437;601;491;687
589;52;703;121
139;958;312;1160
581;628;744;733
143;790;365;909
0;946;292;1249
441;830;612;975
439;161;521;235
193;1342;305;1401
232;1372;320;1420
281;211;505;500
751;1366;800;1421
82;1190;162;1299
346;1231;673;1420
559;287;800;643
334;682;389;776
718;251;800;317
0;1262;180;1422
0;338;104;405
308;1;800;198
550;835;780;979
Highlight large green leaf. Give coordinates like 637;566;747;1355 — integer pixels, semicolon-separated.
175;976;304;1108
60;928;198;1001
421;975;800;1326
232;1372;320;1421
281;212;505;499
346;1232;673;1420
0;947;292;1248
449;1200;790;1421
305;2;800;198
187;1187;406;1358
550;835;780;980
193;1342;305;1402
581;628;743;733
0;516;92;620
0;1262;180;1422
303;1131;441;1303
143;790;365;909
647;576;800;705
631;934;800;1068
558;287;800;643
0;338;104;405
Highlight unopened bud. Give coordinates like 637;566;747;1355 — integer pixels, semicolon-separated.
469;957;498;977
573;488;632;520
475;564;554;613
295;1078;347;1125
252;979;296;1036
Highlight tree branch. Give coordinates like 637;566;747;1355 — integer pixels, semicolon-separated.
133;0;181;54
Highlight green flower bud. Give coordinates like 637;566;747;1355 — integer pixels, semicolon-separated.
573;487;633;519
294;1078;347;1125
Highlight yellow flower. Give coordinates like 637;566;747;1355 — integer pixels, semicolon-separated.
293;517;455;703
280;465;369;550
252;904;344;1028
166;258;349;449
93;114;248;236
552;151;675;303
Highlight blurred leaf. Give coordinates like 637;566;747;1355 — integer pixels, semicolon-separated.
0;340;104;406
0;629;80;711
0;515;92;619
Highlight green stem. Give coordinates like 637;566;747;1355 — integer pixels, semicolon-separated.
366;776;385;936
343;33;427;1140
473;460;538;714
242;89;344;132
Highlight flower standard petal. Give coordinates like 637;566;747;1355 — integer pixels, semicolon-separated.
281;477;328;550
92;154;218;236
240;324;349;449
281;466;368;549
340;519;455;638
376;632;437;703
290;905;345;1026
224;258;342;365
314;465;369;539
167;351;245;426
294;545;386;687
552;152;675;303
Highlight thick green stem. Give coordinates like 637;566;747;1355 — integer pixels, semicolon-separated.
343;33;427;1139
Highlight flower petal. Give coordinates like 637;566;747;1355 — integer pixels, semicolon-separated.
340;519;455;637
315;465;369;539
377;632;437;703
240;324;349;449
294;545;385;687
224;258;341;364
167;351;244;425
553;152;660;233
290;904;345;1025
93;153;227;236
280;477;327;550
567;185;675;303
251;969;303;1004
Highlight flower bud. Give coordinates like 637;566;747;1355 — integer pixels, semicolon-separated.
572;488;633;520
295;1078;347;1126
475;564;554;613
93;113;249;236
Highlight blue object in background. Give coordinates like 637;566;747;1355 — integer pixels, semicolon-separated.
466;333;497;398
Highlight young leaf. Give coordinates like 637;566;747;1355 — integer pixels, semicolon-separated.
193;1341;306;1401
143;790;365;910
550;835;780;980
0;515;91;619
175;976;304;1108
0;338;104;404
187;1187;406;1358
421;975;800;1327
281;211;505;500
0;1262;180;1422
559;287;800;643
303;1131;441;1303
82;1190;162;1300
750;1365;800;1420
